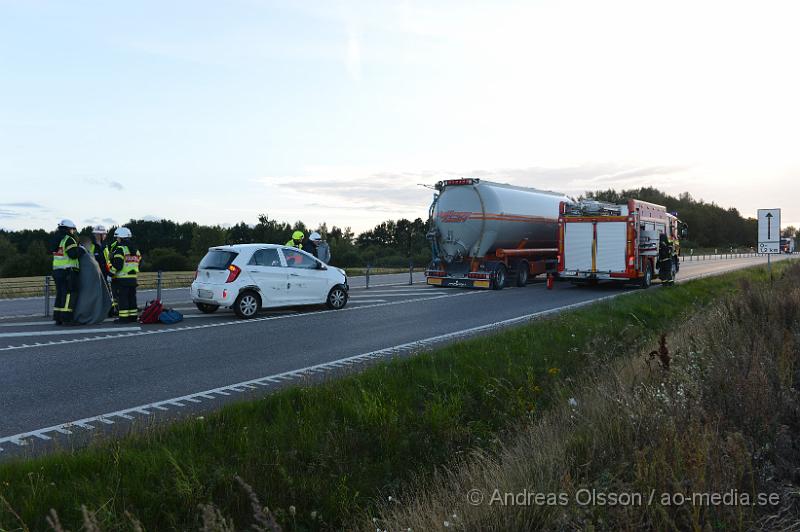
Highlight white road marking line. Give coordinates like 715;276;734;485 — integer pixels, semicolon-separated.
347;299;387;304
0;314;41;320
0;327;141;338
0;321;53;328
350;291;449;296
0;290;481;352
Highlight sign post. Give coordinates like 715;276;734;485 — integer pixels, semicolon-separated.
757;208;781;278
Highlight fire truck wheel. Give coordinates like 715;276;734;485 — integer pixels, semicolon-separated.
515;262;529;287
493;265;507;290
640;262;653;289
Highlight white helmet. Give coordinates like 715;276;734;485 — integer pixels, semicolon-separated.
309;231;322;241
92;224;107;235
114;227;132;239
59;219;77;229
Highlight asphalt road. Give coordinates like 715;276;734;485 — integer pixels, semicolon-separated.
0;255;791;457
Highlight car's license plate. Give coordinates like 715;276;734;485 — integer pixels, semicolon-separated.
198;289;214;299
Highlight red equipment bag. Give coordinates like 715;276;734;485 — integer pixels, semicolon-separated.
139;300;163;324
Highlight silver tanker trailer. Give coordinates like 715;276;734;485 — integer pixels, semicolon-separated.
425;178;570;289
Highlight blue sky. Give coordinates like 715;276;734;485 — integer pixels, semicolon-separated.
1;0;799;233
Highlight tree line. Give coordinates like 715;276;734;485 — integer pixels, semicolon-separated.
0;215;431;277
0;187;795;278
584;186;799;251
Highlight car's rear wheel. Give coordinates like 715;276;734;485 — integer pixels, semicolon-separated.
196;302;219;314
234;290;260;319
326;285;348;310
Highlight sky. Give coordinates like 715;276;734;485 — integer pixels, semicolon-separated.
1;0;798;234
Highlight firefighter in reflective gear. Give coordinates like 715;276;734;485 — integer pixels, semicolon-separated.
88;225;108;267
49;219;84;324
110;227;141;322
104;236;120;316
658;233;675;286
89;225;117;315
302;231;322;258
286;230;304;249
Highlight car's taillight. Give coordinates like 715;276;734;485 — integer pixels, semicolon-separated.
226;264;241;283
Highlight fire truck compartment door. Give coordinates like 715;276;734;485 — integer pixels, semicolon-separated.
595;222;627;272
564;222;593;271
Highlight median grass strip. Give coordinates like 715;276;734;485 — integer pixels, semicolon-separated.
0;262;794;531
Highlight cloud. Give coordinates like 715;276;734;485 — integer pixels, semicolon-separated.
276;172;431;213
84;217;118;226
0;201;50;220
84;177;124;191
0;201;43;208
270;163;693;214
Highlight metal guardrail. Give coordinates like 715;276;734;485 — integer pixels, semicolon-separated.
0;263;421;316
680;251;760;262
0;271;196;317
361;261;418;289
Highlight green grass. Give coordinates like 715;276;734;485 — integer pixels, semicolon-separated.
0;261;793;531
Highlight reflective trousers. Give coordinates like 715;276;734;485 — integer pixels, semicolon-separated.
112;280;138;320
53;268;79;323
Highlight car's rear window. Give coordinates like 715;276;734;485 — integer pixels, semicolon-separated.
198;250;238;270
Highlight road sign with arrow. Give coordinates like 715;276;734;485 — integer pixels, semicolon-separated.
757;208;781;254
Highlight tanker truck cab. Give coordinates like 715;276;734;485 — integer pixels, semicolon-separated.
557;198;684;288
425;178;568;290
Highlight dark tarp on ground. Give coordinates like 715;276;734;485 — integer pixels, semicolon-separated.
73;251;112;324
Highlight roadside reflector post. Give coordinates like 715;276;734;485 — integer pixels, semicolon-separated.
366;264;371;289
44;276;50;317
157;270;163;301
409;260;413;285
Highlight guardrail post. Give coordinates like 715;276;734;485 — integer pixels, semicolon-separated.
157;270;163;301
44;276;51;317
366;264;371;289
409;260;413;285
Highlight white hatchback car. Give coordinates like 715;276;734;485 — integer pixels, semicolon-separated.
190;244;349;318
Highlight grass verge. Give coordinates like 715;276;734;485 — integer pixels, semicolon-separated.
0;261;794;531
366;262;800;531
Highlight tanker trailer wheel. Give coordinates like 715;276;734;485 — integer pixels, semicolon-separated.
493;265;507;290
515;261;529;287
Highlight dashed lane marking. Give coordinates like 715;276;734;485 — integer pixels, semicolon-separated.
0;290;482;352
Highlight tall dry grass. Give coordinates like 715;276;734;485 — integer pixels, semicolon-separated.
363;265;800;531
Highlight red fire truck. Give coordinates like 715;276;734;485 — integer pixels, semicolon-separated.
554;198;686;288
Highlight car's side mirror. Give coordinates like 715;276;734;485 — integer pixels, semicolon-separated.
316;262;326;270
